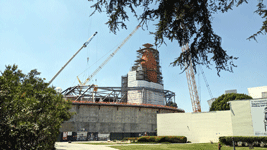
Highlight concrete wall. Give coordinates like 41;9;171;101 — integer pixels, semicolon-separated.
229;100;254;136
60;104;178;134
157;111;233;143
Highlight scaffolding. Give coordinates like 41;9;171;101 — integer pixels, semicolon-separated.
121;75;128;102
132;43;163;85
62;85;175;105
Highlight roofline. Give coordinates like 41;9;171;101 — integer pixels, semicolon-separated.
70;101;184;112
229;98;267;102
247;86;267;89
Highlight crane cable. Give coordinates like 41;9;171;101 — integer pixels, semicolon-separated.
77;44;119;78
77;22;142;85
199;65;213;99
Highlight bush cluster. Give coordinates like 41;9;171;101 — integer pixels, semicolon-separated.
137;136;187;143
0;65;73;149
219;136;267;147
138;136;156;142
122;137;139;141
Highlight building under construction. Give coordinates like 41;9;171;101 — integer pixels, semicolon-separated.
59;43;183;141
122;43;165;105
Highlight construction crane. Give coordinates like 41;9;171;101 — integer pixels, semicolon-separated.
48;32;98;86
77;24;141;86
182;43;201;112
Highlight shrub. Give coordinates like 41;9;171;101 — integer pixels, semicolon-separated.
137;136;187;143
168;136;187;143
137;136;153;142
122;137;130;141
147;136;156;142
122;137;139;141
129;137;139;141
155;136;167;143
219;136;267;147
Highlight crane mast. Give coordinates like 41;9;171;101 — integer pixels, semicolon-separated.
182;43;201;112
48;32;98;86
79;24;141;85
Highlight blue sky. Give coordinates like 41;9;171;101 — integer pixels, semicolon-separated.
0;1;266;112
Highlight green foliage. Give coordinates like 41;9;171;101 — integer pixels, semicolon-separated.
0;65;73;150
89;0;266;75
247;0;267;41
137;136;187;143
154;136;167;143
210;93;252;111
219;136;267;147
122;137;129;141
122;137;139;141
138;136;156;142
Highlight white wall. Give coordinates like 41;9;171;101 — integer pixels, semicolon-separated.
248;86;267;99
157;99;267;143
127;70;164;105
157;111;233;143
230;99;267;136
128;71;143;104
229;100;254;136
250;99;267;135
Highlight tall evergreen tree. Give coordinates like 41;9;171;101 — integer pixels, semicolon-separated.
89;0;266;75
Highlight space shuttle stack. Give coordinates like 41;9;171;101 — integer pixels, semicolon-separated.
127;43;164;105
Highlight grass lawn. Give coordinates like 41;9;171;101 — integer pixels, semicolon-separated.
78;142;158;145
109;143;266;150
78;143;119;145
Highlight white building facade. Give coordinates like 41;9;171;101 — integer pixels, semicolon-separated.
127;70;165;105
158;99;267;143
248;86;267;99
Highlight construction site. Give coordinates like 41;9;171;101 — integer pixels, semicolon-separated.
49;25;202;141
3;1;266;146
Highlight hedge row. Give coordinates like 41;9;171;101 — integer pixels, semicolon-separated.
122;137;139;141
137;136;187;143
219;136;267;146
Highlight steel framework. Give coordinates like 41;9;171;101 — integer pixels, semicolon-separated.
182;43;201;112
62;85;175;105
